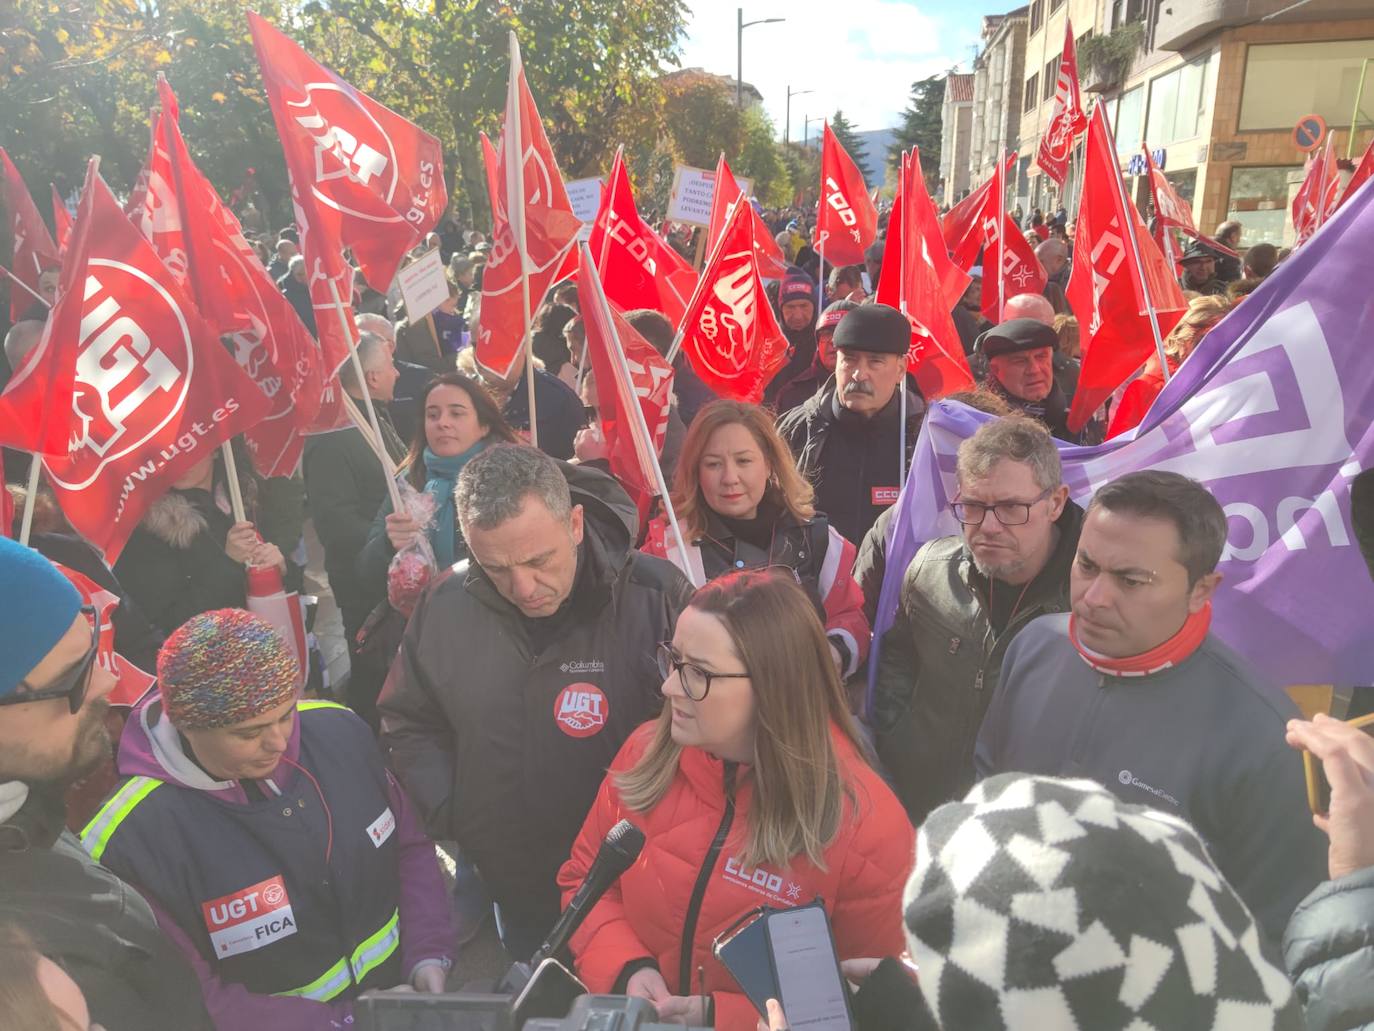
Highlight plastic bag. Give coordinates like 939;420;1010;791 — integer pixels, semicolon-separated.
387;480;438;617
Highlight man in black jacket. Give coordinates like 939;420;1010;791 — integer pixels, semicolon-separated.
873;416;1080;824
379;446;693;957
979;318;1080;443
0;537;209;1030
778;303;925;546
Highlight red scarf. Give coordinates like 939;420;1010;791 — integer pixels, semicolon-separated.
1069;603;1212;678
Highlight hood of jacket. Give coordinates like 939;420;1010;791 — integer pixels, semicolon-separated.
139;491;211;550
116;693;303;805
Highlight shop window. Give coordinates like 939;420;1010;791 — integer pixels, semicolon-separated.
1115;86;1145;155
1227;165;1300;246
1239;40;1374;131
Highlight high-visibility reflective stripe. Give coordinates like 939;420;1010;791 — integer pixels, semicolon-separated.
79;777;163;861
298;700;350;714
349;909;400;982
272;957;352;1002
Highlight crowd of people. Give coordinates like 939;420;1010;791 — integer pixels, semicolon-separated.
1;187;1372;1031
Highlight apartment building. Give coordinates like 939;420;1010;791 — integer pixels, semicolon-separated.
940;73;976;205
970;9;1030;183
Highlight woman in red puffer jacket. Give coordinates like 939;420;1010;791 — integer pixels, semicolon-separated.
558;569;915;1031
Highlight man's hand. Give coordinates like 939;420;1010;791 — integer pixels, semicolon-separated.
224;521;260;565
411;962;448;993
1286;713;1374;880
656;995;707;1027
385;511;423;552
626;967;671;1008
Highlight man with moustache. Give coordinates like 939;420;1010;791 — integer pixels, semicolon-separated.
872;416;1081;824
0;537;210;1030
778;303;926;546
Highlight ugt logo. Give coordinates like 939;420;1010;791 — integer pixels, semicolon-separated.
54;262;191;490
287;82;397;206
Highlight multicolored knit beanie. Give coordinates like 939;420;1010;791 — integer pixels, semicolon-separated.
158;609;298;730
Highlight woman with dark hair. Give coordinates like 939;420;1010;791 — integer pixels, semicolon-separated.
641;399;870;679
558;570;912;1031
358;373;518;587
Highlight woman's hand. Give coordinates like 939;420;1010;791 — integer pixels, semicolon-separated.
626;967;672;1008
247;542;285;574
1286;713;1374;880
385;511;423;552
411;963;448;993
224;521;260;565
656;995;708;1026
757;998;788;1031
839;958;884;984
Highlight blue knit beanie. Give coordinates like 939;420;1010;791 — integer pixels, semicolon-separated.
0;537;82;698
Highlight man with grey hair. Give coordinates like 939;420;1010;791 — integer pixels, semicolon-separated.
1213;219;1243;282
2;320;44;381
1033;238;1069;313
1001;292;1080;406
276;253;315;335
872;414;1082;824
357;311;429;442
302;330;406;728
379;444;692;956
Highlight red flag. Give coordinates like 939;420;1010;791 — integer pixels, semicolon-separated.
876;152;974;399
589;149;698;326
0;159;99;456
1292;134;1340;247
1066;103;1186;433
53;564;155;707
1035;21;1088;187
248;13;445;290
131;108;191;290
51;185;73;254
155;76;323;476
1144;149;1236;266
1;148;60;320
577;244;674;522
1338;137;1374;210
980;155;1046;323
707;153;787;279
38;173;272;561
677;198;788;403
476;34;582;379
123;109;157;221
940;154;1014;273
813;124;878;267
908;148;970;311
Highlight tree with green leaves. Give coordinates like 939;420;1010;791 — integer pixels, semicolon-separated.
828;110;870;184
890;75;944;193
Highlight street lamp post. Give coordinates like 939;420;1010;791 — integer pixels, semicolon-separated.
737;8;785;109
785;86;813;145
803;115;821;149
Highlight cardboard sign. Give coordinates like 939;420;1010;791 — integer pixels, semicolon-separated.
396;246;449;323
668;164;754;227
566;176;604;225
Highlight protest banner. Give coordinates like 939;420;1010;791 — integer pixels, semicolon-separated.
668;164;752;227
396;246;450;323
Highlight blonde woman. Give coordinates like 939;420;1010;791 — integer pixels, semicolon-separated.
557;571;913;1031
641;399;870;678
1107;295;1231;438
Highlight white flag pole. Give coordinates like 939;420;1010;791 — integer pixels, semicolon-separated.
326;277;404;511
579;241;695;584
996;151;1007;321
218;442;247;524
17;454;41;546
506;31;539;449
0;264;49;309
1097;106;1170;383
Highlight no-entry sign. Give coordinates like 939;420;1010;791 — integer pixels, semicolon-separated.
1292;114;1326;153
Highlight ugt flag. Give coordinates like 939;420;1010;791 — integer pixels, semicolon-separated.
870;178;1374;701
2;148;59;321
1035;20;1087;188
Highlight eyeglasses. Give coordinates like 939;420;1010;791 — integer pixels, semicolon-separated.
2;606;99;715
656;643;749;702
951;487;1054;527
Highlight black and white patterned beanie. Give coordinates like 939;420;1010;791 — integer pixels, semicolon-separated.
903;774;1303;1030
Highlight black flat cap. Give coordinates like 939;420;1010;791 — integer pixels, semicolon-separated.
831;302;910;356
977;318;1058;358
1179;239;1214;263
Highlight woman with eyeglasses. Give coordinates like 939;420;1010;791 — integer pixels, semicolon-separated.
557;570;913;1031
641;400;870;680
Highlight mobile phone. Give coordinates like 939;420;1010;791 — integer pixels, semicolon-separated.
714;909;775;1017
1303;711;1374;815
764;905;854;1031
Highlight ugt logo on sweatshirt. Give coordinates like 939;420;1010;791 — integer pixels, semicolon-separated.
554;683;609;739
201;875;297;958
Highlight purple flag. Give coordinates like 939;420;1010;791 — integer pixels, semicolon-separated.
870;181;1374;708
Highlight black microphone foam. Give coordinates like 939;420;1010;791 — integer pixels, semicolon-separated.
530;819;645;965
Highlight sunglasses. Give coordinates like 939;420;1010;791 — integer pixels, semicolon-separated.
2;605;99;715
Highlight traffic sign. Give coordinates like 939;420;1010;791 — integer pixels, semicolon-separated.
1292;114;1327;153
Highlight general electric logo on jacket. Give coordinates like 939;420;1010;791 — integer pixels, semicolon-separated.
722;857;804;906
200;875;297;958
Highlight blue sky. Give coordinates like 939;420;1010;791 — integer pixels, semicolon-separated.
676;0;1012;135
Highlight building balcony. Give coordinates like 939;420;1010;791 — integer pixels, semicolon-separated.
1154;0;1373;52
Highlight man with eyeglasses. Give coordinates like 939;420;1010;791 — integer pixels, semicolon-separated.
975;470;1326;942
0;537;210;1030
872;415;1083;824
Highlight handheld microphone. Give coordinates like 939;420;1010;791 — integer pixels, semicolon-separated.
533;819;646;965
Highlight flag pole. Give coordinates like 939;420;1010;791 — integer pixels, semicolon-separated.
218;442;247;524
579;241;696;583
0;264;49;309
897;151;909;490
997;150;1007;321
1098;107;1170;383
17;454;41;546
507;31;539;449
326;277;404;512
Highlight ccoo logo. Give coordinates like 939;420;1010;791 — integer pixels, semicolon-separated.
554;683;609;739
51;260;193;491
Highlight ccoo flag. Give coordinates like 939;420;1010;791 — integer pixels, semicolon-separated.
707;153;787;279
870;173;1374;701
813;124;878;267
